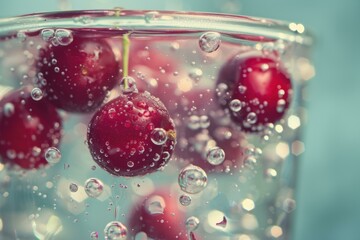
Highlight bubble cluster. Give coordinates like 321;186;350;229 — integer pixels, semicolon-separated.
45;147;62;163
178;165;208;194
84;178;104;198
199;32;221;53
41;29;74;46
104;221;127;240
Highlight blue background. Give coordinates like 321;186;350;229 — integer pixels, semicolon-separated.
1;0;360;239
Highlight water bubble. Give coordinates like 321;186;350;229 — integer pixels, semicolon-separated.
41;29;55;42
150;128;168;145
31;88;43;101
186;216;200;231
187;115;200;130
55;29;74;46
69;183;78;192
238;85;247;94
104;221;127;240
199;115;210;128
188;68;203;82
127;161;134;168
206;147;225;165
45;147;62;163
264;168;277;180
135;232;148;240
145;195;165;215
246;112;257;124
244;156;257;169
84;178;104;198
178;165;208;194
229;99;242;112
90;231;99;239
120;76;138;94
3;103;15;117
276;99;286;113
282;198;296;213
179;194;192;206
199;32;221;53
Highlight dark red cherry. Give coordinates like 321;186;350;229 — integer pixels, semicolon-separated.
36;36;119;112
87;91;176;177
217;51;292;132
0;87;62;169
128;190;188;240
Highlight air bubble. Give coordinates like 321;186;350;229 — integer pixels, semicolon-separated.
69;183;78;192
188;68;203;82
244;156;257;169
178;165;208;194
145;195;165;215
246;112;257;124
41;29;55;42
120;76;138;94
150;128;168;145
206;147;225;165
104;221;127;240
55;29;74;46
229;99;242;112
238;85;247;94
199;32;221;53
276;99;286;113
84;178;104;198
3;103;15;117
127;161;134;168
186;216;200;231
199;115;210;128
187;115;200;130
45;147;61;163
179;194;192;206
17;31;26;42
90;231;99;239
144;11;159;23
31;88;43;101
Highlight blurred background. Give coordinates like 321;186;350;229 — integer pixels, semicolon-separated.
1;0;359;239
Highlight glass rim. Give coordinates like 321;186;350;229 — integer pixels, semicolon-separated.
0;9;313;45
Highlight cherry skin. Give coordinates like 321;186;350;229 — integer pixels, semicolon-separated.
87;91;176;177
128;190;188;240
36;36;119;112
217;51;292;132
0;87;62;169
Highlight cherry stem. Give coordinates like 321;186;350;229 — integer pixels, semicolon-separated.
122;33;130;89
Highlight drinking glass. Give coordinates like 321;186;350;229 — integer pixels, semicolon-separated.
0;10;314;240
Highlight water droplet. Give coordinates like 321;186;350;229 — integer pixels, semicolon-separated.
276;99;286;113
178;165;208;194
186;216;200;231
120;76;138;94
104;221;127;240
153;153;161;162
187;115;200;130
150;128;167;145
55;29;74;46
188;68;203;82
45;147;61;163
41;29;55;42
246;112;257;124
179;194;192;206
145;195;165;215
199;32;221;53
229;99;242;112
206;147;225;165
31;88;43;101
85;178;104;198
90;231;99;239
3;103;15;117
127;161;134;168
69;183;78;192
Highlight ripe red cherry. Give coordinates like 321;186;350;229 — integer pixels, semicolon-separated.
87;91;176;177
128;190;188;240
0;87;62;169
36;36;119;112
217;51;292;132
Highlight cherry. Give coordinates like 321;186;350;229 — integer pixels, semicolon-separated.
0;87;62;169
36;36;119;112
127;189;188;240
87;91;176;177
217;51;292;132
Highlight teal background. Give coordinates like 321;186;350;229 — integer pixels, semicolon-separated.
1;0;360;239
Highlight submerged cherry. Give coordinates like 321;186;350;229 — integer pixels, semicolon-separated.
87;91;176;177
36;35;119;112
0;87;62;169
217;51;292;132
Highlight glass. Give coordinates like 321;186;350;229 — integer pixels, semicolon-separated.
0;10;313;240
